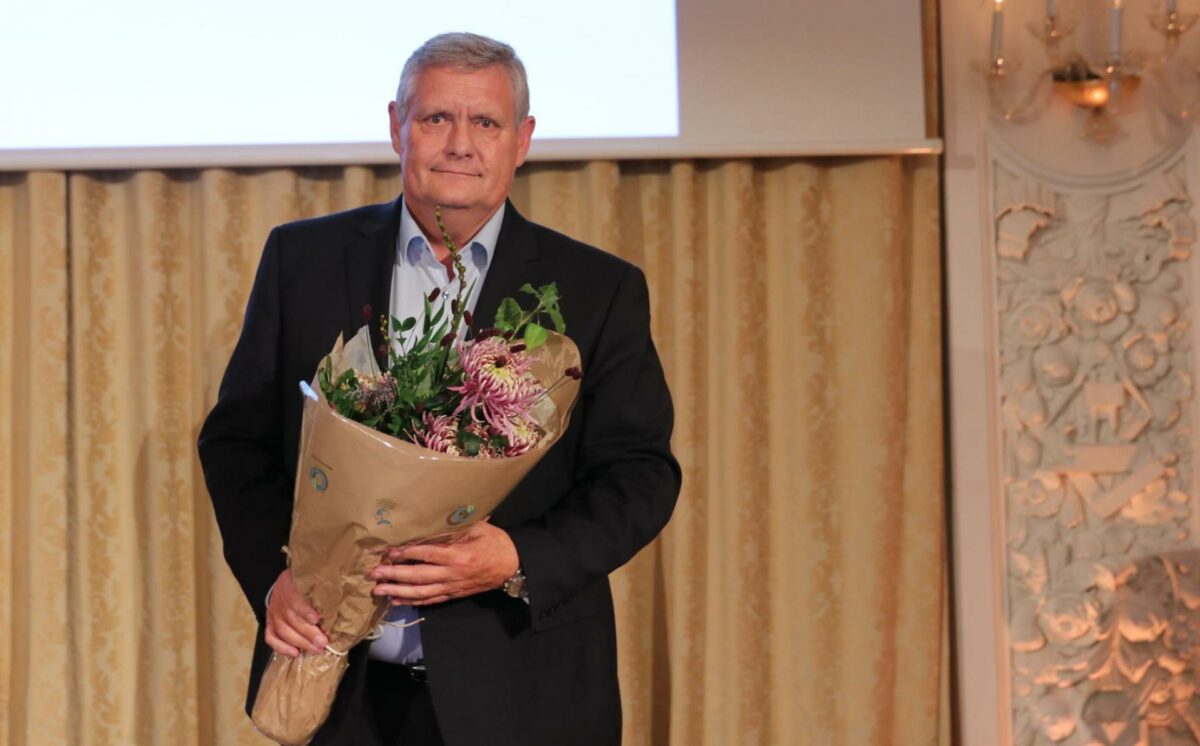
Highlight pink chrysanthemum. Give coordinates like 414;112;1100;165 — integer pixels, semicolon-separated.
498;414;544;457
450;336;542;437
412;412;462;456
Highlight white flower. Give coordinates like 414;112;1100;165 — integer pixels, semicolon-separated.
1065;280;1135;341
1032;342;1078;388
1119;329;1171;387
1005;297;1066;349
1010;475;1065;518
1038;593;1100;646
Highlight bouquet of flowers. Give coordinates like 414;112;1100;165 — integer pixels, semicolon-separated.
251;209;583;745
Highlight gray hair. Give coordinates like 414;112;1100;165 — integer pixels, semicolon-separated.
395;32;530;124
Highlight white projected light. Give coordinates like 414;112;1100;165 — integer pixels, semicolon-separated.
0;1;940;168
0;0;678;157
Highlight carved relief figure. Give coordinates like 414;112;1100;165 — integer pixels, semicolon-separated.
995;161;1200;745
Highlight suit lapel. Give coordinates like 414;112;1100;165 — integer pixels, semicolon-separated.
472;200;545;335
344;197;402;367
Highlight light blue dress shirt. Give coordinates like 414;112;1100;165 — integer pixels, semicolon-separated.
367;199;502;664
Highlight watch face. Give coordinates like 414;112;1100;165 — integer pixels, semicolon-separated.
504;572;526;598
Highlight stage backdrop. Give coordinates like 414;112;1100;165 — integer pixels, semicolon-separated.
0;155;946;746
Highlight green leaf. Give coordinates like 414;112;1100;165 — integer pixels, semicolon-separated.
428;304;445;329
524;322;548;350
414;367;434;400
386;411;404;436
495;297;523;332
546;306;565;333
458;428;483;457
538;283;560;304
318;358;332;397
519;282;538;296
399;316;416;332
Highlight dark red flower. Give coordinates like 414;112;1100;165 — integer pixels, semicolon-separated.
440;331;456;347
464;309;474;326
509;343;527;354
428;288;441;303
362;304;374;323
565;366;583;380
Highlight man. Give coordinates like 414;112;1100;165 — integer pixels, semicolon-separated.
198;32;680;745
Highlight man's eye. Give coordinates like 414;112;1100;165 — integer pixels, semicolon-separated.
429;114;445;124
479;119;494;128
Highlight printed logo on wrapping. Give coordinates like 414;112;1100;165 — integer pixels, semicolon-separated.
309;466;329;492
375;498;396;527
308;458;333;492
448;505;476;526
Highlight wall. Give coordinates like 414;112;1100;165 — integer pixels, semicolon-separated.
943;1;1200;744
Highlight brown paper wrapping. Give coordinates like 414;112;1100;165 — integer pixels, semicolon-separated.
250;331;581;745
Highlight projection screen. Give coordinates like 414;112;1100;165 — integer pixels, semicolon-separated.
0;0;937;169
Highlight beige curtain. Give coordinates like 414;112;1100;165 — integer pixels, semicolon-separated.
0;157;946;745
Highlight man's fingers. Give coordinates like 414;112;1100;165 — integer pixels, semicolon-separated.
274;617;325;654
286;600;321;626
277;582;321;625
375;581;452;602
372;563;453;585
282;607;328;649
385;524;490;562
264;626;300;658
388;543;455;564
373;522;517;606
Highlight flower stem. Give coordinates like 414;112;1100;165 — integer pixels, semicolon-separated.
434;206;469;381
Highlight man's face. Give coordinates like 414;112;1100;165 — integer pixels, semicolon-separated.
389;64;535;220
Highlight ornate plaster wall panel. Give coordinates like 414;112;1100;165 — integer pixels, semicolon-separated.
994;155;1200;745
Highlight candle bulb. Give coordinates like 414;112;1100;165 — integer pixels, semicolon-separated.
991;0;1005;62
1109;0;1123;59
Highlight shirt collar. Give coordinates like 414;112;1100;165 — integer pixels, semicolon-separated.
397;199;505;271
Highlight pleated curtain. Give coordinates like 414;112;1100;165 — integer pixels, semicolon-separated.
1;156;946;745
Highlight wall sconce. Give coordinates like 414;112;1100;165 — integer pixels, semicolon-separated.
980;0;1198;144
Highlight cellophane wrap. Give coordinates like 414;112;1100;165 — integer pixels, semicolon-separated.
250;330;582;745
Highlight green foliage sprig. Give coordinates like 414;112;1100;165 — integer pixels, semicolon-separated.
316;205;567;450
494;283;566;350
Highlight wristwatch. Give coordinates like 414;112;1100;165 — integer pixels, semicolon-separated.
502;567;528;599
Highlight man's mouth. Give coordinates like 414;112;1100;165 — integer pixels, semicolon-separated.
431;168;481;178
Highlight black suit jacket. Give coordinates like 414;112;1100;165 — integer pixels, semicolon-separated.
197;197;680;745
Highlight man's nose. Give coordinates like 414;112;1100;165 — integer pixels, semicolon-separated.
445;122;475;158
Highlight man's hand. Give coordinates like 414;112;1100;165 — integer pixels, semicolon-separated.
264;568;328;657
370;521;520;606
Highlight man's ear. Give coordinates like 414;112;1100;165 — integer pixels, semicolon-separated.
514;116;536;168
388;101;404;157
